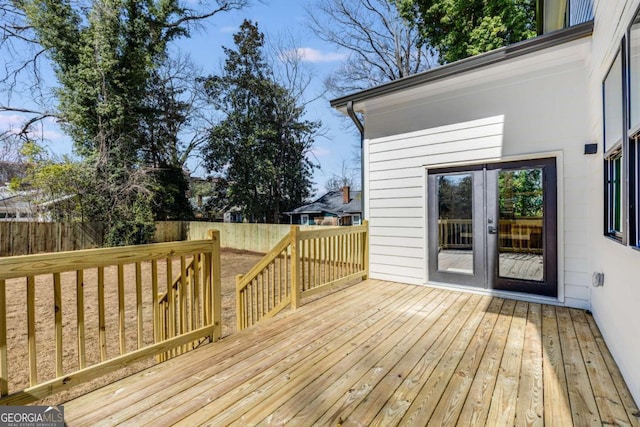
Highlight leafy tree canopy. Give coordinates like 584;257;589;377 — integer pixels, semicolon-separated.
396;0;537;64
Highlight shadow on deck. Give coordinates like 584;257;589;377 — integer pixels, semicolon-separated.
63;280;639;426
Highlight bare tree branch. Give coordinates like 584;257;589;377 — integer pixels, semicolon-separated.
306;0;434;96
166;1;251;29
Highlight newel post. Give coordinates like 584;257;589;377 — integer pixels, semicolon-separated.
208;229;222;341
363;220;369;280
290;225;300;310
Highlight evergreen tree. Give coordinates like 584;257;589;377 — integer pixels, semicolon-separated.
203;20;318;223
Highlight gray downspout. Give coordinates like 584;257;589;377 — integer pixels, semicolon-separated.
346;101;365;220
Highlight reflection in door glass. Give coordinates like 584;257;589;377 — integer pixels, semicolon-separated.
498;168;544;281
437;174;473;274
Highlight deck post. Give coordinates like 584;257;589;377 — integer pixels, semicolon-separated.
0;279;7;396
362;220;369;280
209;229;222;342
290;226;300;310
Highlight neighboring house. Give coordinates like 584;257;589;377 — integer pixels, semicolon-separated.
0;187;34;221
331;0;640;406
286;186;362;226
223;207;243;223
0;187;73;221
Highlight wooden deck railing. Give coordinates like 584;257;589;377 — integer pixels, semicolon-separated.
439;218;543;253
236;221;368;330
0;231;221;405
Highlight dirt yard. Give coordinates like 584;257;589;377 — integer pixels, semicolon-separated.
3;248;264;405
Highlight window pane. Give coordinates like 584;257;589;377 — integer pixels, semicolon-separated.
613;156;622;232
604;52;623;151
607;151;624;237
630;17;640;131
437;174;474;274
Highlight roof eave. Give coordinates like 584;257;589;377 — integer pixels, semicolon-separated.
330;21;593;111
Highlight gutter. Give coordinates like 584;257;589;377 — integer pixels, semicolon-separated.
347;101;366;220
330;20;593;110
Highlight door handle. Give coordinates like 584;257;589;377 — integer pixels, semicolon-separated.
488;226;498;234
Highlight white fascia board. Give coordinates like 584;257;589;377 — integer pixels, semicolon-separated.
359;36;591;114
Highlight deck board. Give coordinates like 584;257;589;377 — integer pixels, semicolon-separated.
61;280;640;426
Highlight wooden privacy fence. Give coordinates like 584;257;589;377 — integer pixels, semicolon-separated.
0;231;221;405
236;222;369;330
0;222;104;257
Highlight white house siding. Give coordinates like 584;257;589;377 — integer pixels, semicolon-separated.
362;38;592;309
587;0;640;406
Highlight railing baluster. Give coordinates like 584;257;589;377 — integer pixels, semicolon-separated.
272;263;276;310
193;255;201;330
117;265;125;355
136;262;143;350
77;270;86;369
180;256;187;342
305;239;310;291
53;273;63;376
0;279;7;396
151;259;158;346
210;230;221;342
97;267;106;362
259;273;264;319
323;236;328;285
166;257;174;357
27;276;36;387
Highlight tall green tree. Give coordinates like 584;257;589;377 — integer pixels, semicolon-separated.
13;0;248;244
203;20;319;223
396;0;537;64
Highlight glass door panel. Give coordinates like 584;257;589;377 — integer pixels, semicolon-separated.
497;167;544;282
487;158;557;296
437;174;474;274
428;169;486;288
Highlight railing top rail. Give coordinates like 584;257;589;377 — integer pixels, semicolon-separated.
298;223;368;241
0;239;215;281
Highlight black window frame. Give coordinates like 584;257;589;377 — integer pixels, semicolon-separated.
603;44;628;244
604;5;640;249
628;8;640;248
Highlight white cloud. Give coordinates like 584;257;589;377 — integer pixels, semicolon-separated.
219;26;237;33
281;47;347;63
0;114;28;133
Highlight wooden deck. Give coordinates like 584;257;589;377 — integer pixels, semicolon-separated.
62;280;640;426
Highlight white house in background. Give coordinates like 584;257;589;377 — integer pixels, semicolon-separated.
332;0;640;407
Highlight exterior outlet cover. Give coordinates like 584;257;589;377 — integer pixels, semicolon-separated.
592;272;605;287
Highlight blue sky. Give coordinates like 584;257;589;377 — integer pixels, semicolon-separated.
0;0;360;195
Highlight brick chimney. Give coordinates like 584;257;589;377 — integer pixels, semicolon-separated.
342;186;350;204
